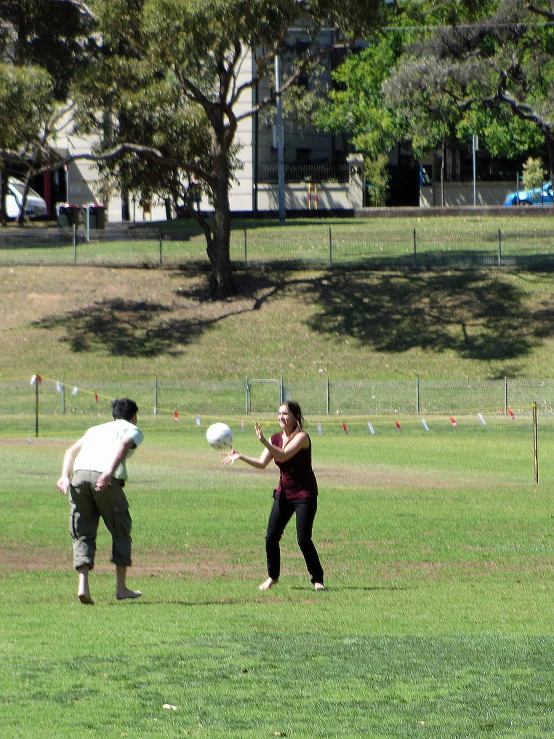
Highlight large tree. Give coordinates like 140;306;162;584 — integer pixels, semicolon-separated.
383;1;554;183
78;0;385;298
313;1;552;205
0;0;95;224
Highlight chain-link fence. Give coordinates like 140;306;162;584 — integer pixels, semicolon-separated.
2;224;554;268
4;377;554;424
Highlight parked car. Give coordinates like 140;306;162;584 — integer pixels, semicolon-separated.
6;178;48;218
503;181;553;206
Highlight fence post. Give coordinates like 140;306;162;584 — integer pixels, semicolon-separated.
498;229;502;266
85;205;90;243
61;377;65;415
73;224;77;264
329;227;333;267
413;228;417;268
533;401;538;483
504;376;508;415
35;377;39;438
159;232;163;265
244;229;247;263
245;376;250;415
326;377;330;415
154;375;158;416
416;377;420;414
280;375;284;404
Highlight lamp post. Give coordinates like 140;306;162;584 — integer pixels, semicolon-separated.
274;54;286;225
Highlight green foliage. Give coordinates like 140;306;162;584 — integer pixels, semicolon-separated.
0;0;95;224
522;156;547;189
0;64;54;150
457;107;544;160
314;35;403;159
364;152;390;205
384;1;554;174
0;0;94;99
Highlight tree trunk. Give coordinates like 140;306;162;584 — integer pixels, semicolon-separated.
207;162;235;298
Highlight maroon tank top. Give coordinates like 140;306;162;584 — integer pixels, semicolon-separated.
271;432;318;500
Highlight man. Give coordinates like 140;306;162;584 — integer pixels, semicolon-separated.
56;398;144;604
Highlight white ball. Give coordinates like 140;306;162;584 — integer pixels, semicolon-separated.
206;422;233;450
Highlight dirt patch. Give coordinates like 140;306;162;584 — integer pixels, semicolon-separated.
0;543;264;579
316;462;490;490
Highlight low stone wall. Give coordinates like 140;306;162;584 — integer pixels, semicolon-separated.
257;181;352;211
355;204;554;218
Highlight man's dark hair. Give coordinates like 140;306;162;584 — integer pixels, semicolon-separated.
112;398;138;421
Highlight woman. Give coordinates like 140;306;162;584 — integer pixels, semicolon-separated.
222;400;324;592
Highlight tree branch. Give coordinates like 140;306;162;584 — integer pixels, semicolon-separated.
524;3;554;21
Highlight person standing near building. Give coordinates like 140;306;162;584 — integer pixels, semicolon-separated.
222;400;324;592
56;398;144;604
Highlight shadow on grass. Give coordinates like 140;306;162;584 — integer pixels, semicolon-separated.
304;267;540;362
34;296;249;358
32;265;554;364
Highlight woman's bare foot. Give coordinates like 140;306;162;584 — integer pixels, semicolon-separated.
259;577;278;591
116;587;142;600
314;582;325;591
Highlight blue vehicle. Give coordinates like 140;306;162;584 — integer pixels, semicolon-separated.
503;181;553;206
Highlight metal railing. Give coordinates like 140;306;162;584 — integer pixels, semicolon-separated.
2;225;554;269
259;163;349;183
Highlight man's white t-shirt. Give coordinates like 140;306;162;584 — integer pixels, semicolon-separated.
73;419;144;481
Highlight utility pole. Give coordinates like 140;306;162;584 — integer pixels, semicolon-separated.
275;54;286;225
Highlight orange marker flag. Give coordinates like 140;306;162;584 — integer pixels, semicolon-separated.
449;416;457;427
342;422;348;434
173;410;179;422
395;420;401;431
508;408;515;420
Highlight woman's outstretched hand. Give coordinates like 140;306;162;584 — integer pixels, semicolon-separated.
255;422;266;444
221;448;240;465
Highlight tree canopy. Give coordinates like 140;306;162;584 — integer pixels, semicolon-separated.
314;0;554;204
0;0;95;223
78;0;385;297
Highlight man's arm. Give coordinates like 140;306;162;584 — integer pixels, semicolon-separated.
56;438;84;494
95;437;137;491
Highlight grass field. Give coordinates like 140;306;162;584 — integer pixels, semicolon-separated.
2;415;554;737
4;213;554;385
3;214;554;737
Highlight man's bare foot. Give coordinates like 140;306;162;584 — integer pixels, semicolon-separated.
116;588;142;600
78;593;94;605
314;582;325;591
259;577;278;591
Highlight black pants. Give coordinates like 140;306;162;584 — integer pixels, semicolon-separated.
265;494;324;584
